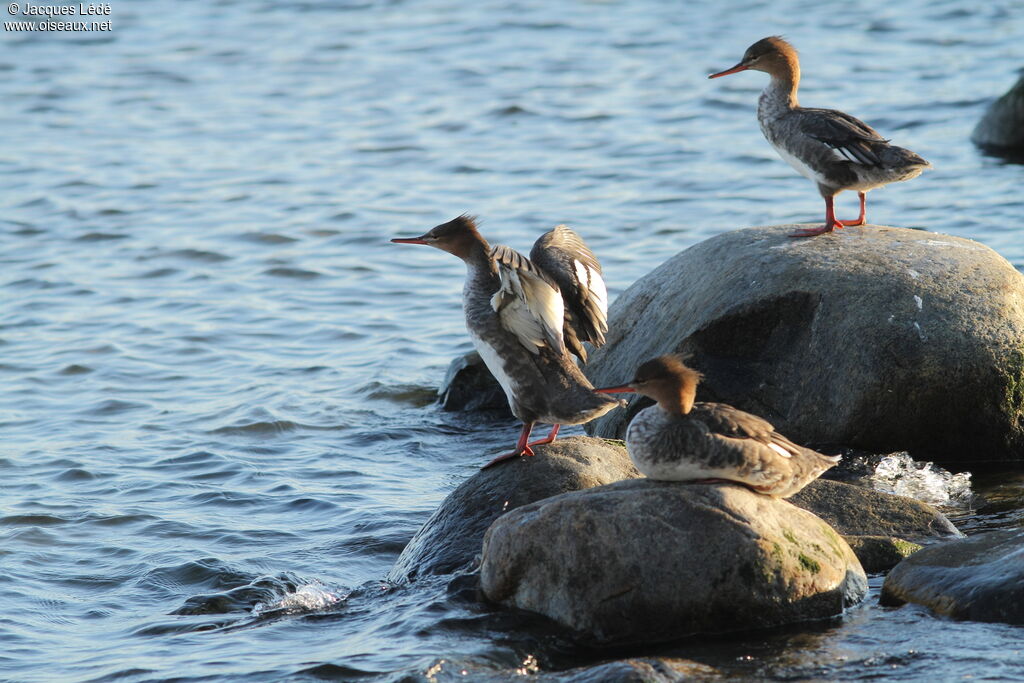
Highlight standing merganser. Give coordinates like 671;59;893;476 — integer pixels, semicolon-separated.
596;355;839;497
392;215;621;468
709;36;930;238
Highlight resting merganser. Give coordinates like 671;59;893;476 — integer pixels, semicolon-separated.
392;215;621;468
596;355;839;498
709;36;930;238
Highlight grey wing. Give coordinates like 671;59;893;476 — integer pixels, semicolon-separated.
530;225;608;362
693;403;803;458
797;107;890;166
489;244;566;355
694;402;840;464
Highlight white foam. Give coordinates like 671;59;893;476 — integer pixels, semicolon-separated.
251;581;344;617
868;452;973;507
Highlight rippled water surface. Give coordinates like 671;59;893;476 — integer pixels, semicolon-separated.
2;1;1023;680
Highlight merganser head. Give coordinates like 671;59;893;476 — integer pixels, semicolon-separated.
596;354;703;415
708;36;798;80
391;214;487;260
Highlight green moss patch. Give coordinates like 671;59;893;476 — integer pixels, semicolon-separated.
892;538;923;557
798;553;822;574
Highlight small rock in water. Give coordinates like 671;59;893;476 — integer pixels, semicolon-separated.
438;351;510;414
971;72;1024;157
881;528;1024;625
868;452;973;507
409;655;720;682
789;479;962;541
842;535;922;574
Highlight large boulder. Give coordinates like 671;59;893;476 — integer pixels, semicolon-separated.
584;225;1024;463
972;73;1024;156
387;437;639;582
880;529;1024;624
480;480;867;644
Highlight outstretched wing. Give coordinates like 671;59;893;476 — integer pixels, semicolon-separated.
797;107;889;166
489;245;565;355
530;225;608;363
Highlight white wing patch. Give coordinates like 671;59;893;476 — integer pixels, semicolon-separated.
768;442;793;459
573;259;608;316
491;253;565;355
830;145;866;164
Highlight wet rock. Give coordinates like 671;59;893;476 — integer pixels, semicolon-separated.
972;73;1024;157
402;656;720;682
387;437;639;581
544;658;721;682
480;480;867;644
789;479;962;541
438;351;510;414
842;535;922;574
880;528;1024;624
584;225;1024;463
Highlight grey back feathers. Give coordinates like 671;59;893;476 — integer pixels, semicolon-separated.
798;108;890;166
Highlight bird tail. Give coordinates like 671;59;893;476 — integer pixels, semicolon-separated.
885;145;931;170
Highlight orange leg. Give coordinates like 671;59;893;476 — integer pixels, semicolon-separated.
790;195;842;237
526;424;560;447
481;422;537;469
835;192;867;227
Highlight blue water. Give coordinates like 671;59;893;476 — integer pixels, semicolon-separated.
2;1;1023;680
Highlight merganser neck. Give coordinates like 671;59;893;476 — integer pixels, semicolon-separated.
455;234;491;268
758;64;800;121
462;241;498;301
653;378;697;416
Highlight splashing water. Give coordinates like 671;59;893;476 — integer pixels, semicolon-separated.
868;453;973;507
251;581;344;618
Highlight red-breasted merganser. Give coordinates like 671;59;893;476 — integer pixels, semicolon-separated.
596;355;839;497
709;36;930;238
392;215;621;469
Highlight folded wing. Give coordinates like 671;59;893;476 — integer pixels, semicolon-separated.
798;107;889;166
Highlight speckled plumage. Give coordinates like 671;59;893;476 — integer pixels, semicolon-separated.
601;355;839;498
626;402;839;498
